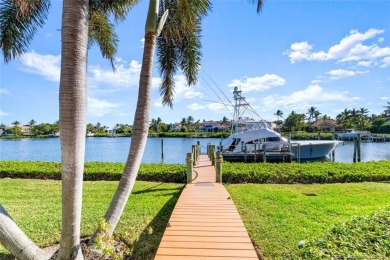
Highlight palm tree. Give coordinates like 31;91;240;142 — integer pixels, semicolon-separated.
350;108;359;128
180;117;187;131
1;0;135;258
96;0;264;238
383;101;390;118
274;110;283;121
11;120;21;126
187;115;194;130
306;106;317;123
358;107;369;130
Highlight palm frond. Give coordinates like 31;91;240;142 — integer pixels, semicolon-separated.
248;0;264;13
157;35;177;108
88;10;118;70
0;0;50;62
161;0;211;43
178;22;202;86
89;0;140;21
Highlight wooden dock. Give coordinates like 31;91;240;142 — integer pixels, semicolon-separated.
154;155;259;259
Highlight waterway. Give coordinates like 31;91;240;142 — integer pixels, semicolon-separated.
0;137;389;164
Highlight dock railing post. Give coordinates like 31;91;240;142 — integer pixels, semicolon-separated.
254;143;257;162
216;151;223;183
357;133;361;162
192;145;197;165
353;141;357;163
297;143;301;163
161;139;164;160
211;145;216;166
262;144;267;162
197;141;201;154
186;152;193;183
244;144;247;162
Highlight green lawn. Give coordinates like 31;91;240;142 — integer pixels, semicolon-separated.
0;179;184;259
1;180;390;259
226;182;390;259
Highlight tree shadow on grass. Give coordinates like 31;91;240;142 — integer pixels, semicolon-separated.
129;185;184;259
131;182;183;195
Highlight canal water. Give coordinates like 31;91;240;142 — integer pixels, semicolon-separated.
0;137;389;164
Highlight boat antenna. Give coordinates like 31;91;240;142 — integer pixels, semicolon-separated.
202;70;234;107
200;76;233;116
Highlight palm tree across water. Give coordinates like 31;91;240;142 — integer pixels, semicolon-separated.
274;110;284;121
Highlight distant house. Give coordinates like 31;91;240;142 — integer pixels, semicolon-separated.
5;125;31;135
200;120;230;132
170;123;184;132
311;119;339;132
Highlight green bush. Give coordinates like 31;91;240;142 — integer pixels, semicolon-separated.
0;161;186;183
222;161;390;184
1;160;390;184
299;207;390;259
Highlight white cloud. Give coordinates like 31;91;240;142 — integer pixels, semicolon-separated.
227;74;286;92
88;97;119;117
140;38;145;48
18;51;60;81
381;96;389;100
172;74;204;100
0;110;8;117
0;88;10;95
152;74;204;108
326;69;368;80
284;28;390;67
261;84;353;112
186;102;230;115
88;60;141;88
187;103;205;111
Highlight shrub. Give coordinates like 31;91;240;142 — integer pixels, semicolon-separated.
299;207;390;259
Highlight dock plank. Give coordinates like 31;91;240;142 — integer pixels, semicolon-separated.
154;155;259;259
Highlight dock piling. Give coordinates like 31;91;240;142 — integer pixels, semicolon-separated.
216;151;223;183
186;152;193;183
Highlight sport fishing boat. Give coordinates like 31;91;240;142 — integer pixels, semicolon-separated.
221;87;340;162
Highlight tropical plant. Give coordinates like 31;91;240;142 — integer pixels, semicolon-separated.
11;120;21;126
358;107;369;130
383;101;390;118
274;109;283;121
306;106;318;123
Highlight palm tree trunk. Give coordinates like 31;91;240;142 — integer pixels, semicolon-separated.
0;204;50;260
98;30;156;236
57;0;89;259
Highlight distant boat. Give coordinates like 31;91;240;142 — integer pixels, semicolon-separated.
86;131;95;137
48;132;60;138
221;87;340;162
336;130;370;141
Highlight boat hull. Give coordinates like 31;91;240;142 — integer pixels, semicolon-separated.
222;140;340;162
291;140;339;160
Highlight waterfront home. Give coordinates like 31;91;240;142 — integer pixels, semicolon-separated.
310;119;340;132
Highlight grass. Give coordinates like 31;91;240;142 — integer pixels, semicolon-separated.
0;179;184;259
2;180;390;259
226;182;390;259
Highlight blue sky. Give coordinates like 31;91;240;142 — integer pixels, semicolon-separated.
1;0;389;127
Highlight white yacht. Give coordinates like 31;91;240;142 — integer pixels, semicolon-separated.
221;87;340;162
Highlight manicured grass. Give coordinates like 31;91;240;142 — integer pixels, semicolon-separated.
0;179;184;259
226;182;390;259
2;180;390;259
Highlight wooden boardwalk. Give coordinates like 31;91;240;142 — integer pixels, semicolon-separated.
155;155;259;259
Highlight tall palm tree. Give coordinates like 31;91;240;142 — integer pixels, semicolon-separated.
96;0;264;238
11;120;21;126
358;107;369;130
383;101;390;118
0;0;136;258
274;110;283;121
306;106;317;123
